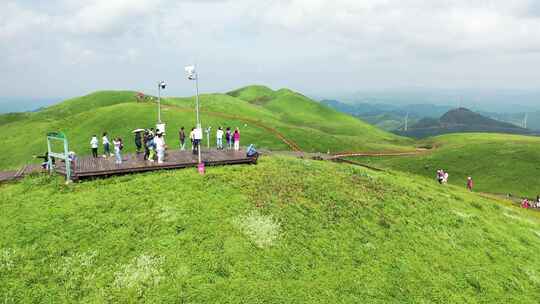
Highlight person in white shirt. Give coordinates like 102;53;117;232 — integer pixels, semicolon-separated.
154;133;166;164
90;135;99;158
216;127;224;150
443;172;449;184
193;127;203;155
113;138;123;165
102;132;111;157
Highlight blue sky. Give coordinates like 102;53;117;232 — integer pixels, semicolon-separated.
1;0;540;101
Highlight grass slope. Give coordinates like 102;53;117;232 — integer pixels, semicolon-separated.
356;133;540;197
0;86;413;170
1;156;539;303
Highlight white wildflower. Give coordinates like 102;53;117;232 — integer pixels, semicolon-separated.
234;212;281;248
0;248;15;271
114;254;164;296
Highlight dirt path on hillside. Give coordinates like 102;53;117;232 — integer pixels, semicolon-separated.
328;149;430;160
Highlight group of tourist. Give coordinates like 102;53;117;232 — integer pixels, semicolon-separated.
436;169;449;184
90;133;123;164
436;169;475;191
141;129;166;164
521;196;540;209
89;126;242;165
179;126;241;152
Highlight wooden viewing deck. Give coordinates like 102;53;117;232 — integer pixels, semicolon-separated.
55;149;257;180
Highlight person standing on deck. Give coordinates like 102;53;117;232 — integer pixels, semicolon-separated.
113;137;123;165
189;128;195;152
33;152;54;169
179;127;186;151
102;132;111;157
155;132;166;164
135;132;142;153
90;135;99;158
233;128;240;151
467;177;474;191
216;127;224;150
193;127;202;155
143;131;150;160
225;127;232;149
147;134;156;162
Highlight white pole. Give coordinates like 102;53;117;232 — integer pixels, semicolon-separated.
157;83;162;124
195;74;202;164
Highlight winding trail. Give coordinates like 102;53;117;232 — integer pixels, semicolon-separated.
328;149;430;160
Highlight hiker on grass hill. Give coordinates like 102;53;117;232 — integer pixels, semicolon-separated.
467;177;474;191
179;127;186;151
233;128;240;151
436;169;443;184
90;135;99;158
102;132;111;157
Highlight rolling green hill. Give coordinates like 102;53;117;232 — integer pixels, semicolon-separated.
1;156;539;303
355;133;540;197
0;86;413;170
398;108;534;138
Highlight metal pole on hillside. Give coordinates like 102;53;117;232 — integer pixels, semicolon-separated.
157;81;166;123
185;65;202;164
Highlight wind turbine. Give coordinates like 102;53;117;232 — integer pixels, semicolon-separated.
404;112;409;131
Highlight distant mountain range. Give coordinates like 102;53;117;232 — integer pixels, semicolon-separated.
327;88;540;113
395;108;537;138
321;99;452;131
322;99;540;134
0;97;60;113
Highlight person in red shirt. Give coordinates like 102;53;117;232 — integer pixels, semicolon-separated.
467;177;473;191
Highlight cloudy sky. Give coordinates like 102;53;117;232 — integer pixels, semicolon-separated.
2;0;540;100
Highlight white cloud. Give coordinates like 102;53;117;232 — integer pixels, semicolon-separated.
1;0;540;98
64;0;160;36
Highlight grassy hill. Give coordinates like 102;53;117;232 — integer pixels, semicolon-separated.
0;86;413;170
355;133;540;197
1;156;539;303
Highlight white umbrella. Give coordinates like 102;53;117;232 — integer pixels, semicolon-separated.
132;128;145;133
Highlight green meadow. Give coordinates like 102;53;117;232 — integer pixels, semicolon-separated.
1;156;539;303
354;133;540;198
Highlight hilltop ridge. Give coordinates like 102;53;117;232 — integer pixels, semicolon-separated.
0;86;413;170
